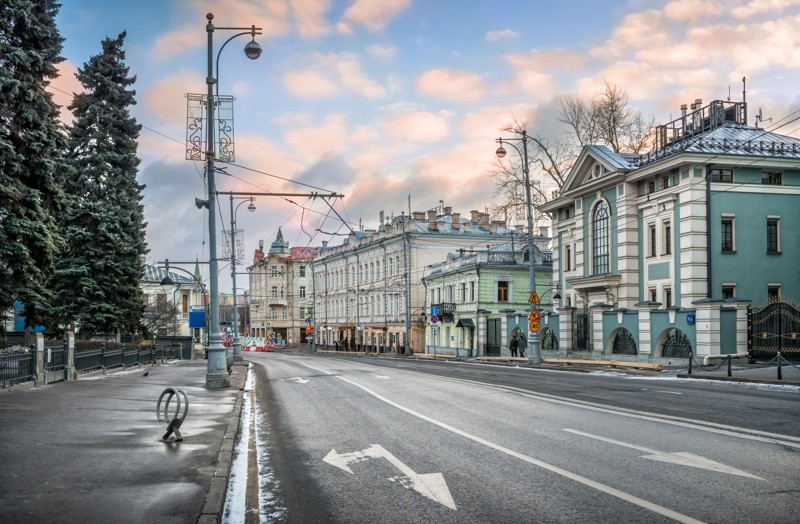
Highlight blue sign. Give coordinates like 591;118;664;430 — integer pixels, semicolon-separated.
687;313;696;325
430;314;439;324
188;311;206;329
430;306;439;316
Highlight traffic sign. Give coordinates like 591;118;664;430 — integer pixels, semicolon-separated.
528;309;540;322
529;320;541;333
266;321;271;327
430;306;439;316
430;314;439;324
528;290;540;304
305;317;311;323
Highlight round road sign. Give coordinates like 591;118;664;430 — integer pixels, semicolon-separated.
430;314;439;324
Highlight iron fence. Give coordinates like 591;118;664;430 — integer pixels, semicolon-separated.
0;348;34;388
75;344;181;375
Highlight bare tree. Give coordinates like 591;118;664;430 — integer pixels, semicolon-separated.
490;83;654;228
559;81;654;154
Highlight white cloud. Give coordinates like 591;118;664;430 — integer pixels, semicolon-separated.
367;44;398;61
485;29;519;41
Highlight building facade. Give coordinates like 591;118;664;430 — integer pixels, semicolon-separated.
421;243;553;357
141;263;205;339
540;98;800;363
248;229;316;346
311;206;519;353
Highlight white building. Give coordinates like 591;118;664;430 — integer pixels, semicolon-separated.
311;206;516;353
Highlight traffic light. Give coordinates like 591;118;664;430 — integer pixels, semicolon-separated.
306;325;312;334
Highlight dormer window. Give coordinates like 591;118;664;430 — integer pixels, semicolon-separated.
592;164;603;179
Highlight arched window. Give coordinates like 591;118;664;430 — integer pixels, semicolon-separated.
592;201;610;274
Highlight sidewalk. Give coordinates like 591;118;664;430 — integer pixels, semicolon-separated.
0;360;247;524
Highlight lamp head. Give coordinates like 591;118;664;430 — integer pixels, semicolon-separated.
244;39;262;60
160;274;175;288
247;200;256;212
495;145;507;159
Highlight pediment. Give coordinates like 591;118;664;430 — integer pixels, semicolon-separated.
561;145;633;193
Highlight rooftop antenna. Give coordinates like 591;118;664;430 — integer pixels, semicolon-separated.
755;108;772;129
742;76;747;125
727;85;731;101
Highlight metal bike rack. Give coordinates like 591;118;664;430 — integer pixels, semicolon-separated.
156;387;189;442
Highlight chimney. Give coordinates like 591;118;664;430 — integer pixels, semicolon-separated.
471;209;481;222
463;221;472;232
413;211;425;220
480;213;490;228
379;210;384;224
451;212;460;229
491;220;506;232
427;210;438;231
443;206;452;215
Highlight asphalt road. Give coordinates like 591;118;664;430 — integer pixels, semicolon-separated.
247;352;800;523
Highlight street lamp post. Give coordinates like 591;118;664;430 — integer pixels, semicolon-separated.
495;129;541;364
202;13;261;387
228;195;255;362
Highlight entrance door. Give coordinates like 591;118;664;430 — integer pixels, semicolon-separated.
486;318;501;356
575;311;589;351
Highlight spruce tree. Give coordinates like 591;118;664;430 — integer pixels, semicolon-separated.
51;31;148;338
0;0;67;333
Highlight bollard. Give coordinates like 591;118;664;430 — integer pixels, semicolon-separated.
727;354;732;377
157;387;189;442
688;348;693;375
777;351;782;381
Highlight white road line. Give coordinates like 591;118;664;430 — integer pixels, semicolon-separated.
563;429;764;480
642;388;683;395
300;362;704;524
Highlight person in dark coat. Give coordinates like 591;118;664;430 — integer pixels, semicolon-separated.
509;335;519;357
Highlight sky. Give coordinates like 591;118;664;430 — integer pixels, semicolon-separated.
50;0;800;293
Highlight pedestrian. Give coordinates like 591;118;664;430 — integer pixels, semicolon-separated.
509;335;519;357
517;333;527;358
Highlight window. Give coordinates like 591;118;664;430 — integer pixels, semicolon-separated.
271;265;279;277
592;201;610;274
761;172;782;185
280;286;284;298
271;286;277;298
565;244;572;271
650;289;657;302
430;289;435;304
157;293;167;308
300;286;306;299
664;288;672;308
461;283;466;303
388;258;393;277
282;309;287;320
648;224;656;257
768;285;781;300
647;179;655;194
710;168;733;182
721;217;734;252
663;221;672;255
767;217;780;254
470;281;475;302
299;265;306;277
722;284;736;299
271;309;277;320
497;281;509;302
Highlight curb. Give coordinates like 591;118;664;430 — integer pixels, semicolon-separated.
676;373;800;386
197;362;250;524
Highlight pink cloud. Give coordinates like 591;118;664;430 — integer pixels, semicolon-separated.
46;60;82;125
485;29;519;41
282;69;340;99
417;69;487;102
383;111;451;143
338;0;412;33
732;0;800;19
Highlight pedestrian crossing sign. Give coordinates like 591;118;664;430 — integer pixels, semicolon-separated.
528;290;540;304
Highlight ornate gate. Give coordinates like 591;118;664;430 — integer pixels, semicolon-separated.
662;328;691;358
749;298;800;363
612;329;637;355
541;329;558;351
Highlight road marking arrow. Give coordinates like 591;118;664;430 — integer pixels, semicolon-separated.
564;429;763;480
323;444;456;510
285;377;309;384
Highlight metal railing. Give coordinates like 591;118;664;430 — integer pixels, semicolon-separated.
75;344;181;375
0;348;34;388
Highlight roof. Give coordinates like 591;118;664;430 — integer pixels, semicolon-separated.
634;123;800;167
586;145;636;170
142;264;197;285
